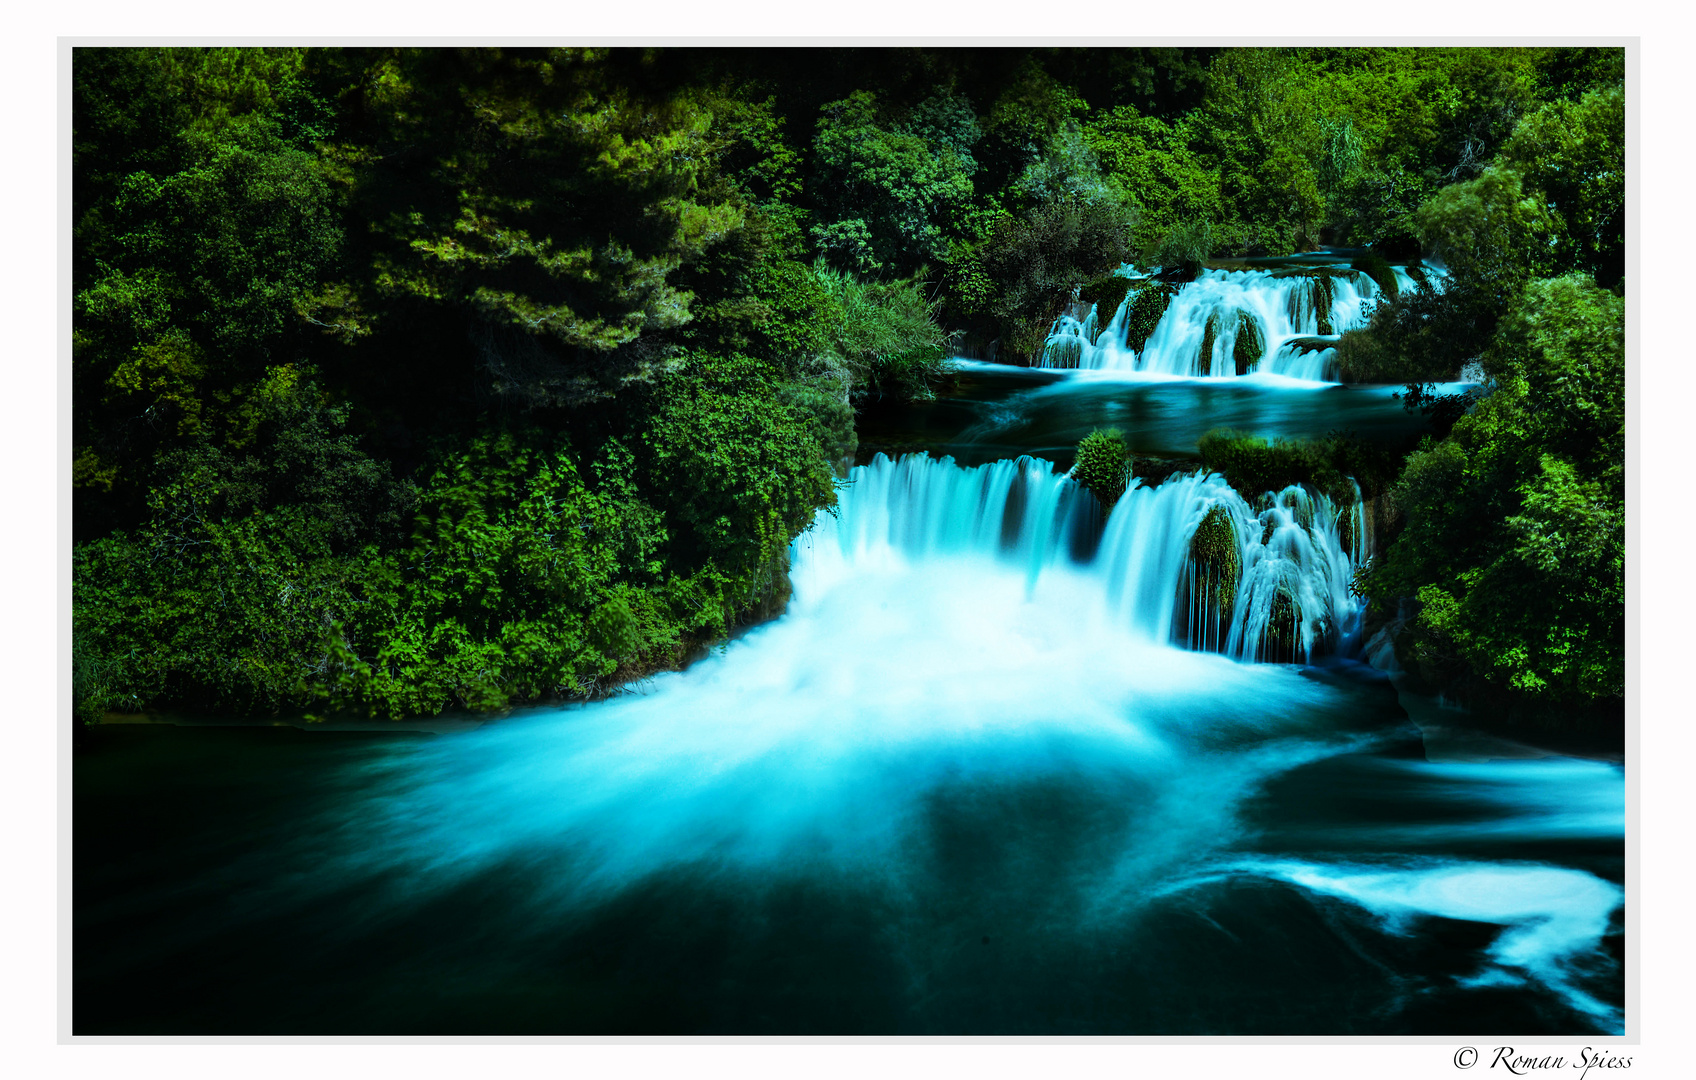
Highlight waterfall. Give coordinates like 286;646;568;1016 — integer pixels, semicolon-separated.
1038;265;1435;381
799;453;1368;664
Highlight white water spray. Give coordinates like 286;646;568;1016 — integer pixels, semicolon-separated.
809;454;1366;662
1040;265;1439;381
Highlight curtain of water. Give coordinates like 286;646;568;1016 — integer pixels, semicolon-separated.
802;453;1368;664
1038;267;1429;381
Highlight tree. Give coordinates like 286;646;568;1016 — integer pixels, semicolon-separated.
807;90;979;275
1367;275;1623;720
1498;84;1625;288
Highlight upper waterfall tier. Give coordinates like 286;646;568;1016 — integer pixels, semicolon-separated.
795;452;1370;665
1039;264;1432;381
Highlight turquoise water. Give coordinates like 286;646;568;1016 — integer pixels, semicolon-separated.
74;272;1622;1036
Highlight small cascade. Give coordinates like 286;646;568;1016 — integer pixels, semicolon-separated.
1036;265;1430;381
801;453;1370;665
1040;304;1106;369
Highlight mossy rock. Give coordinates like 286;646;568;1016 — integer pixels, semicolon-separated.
1282;336;1333;355
1191;505;1240;613
1200;312;1220;375
1233;311;1264;376
1311;277;1334;335
1073;428;1129;507
1336;503;1358;554
1123;282;1178;353
1265;587;1299;657
1078;276;1136;328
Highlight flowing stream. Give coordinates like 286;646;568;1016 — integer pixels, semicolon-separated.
75;261;1623;1036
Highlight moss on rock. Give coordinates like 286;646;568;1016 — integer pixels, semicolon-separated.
1312;277;1334;335
1233;311;1264;375
1265;587;1298;657
1191;505;1240;614
1200;312;1221;374
1123;281;1178;353
1073;427;1130;507
1078;276;1136;329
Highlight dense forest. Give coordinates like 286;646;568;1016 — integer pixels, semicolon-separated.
71;46;1625;728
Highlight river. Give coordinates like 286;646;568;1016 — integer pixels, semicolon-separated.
74;261;1625;1035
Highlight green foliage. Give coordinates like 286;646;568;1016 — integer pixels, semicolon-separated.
73;369;415;718
1150;221;1213;268
1497;85;1625;287
350;49;745;406
974;196;1136;359
643;352;838;581
1084;106;1220;253
1072;428;1130;507
808;91;979;275
317;432;670;716
74;86;346;512
1412;168;1556;297
812;266;955;402
1198;428;1396;504
1367;275;1623;718
1186;49;1326;254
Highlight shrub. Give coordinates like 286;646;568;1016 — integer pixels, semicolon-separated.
979;194;1136;360
1072;428;1130;506
812;264;956;402
1198;428;1395;504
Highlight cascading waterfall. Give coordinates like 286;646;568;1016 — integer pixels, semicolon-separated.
1039;265;1436;381
802;453;1367;664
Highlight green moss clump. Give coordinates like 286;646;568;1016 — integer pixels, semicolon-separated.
1200;312;1221;374
1336;503;1358;555
1265;587;1298;657
1233;312;1264;375
1073;427;1130;507
1198;427;1396;504
1191;505;1240;613
1311;277;1334;335
1123;281;1178;353
1078;275;1136;329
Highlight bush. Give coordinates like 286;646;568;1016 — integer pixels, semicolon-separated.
1151;220;1213;267
812;265;956;402
979;194;1136;360
1198;428;1397;504
1365;274;1623;722
1072;428;1130;506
